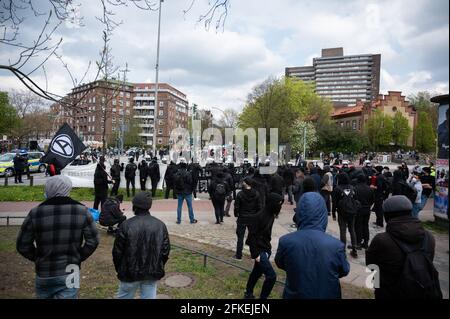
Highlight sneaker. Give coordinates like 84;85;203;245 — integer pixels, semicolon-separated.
350;250;358;258
190;219;198;224
233;255;242;261
176;220;181;224
215;221;220;224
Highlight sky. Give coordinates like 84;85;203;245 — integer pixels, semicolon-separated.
0;0;448;118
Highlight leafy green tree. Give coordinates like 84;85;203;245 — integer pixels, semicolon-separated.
317;123;367;153
409;91;439;128
415;111;436;153
391;111;411;147
365;110;393;150
291;121;318;153
0;92;20;137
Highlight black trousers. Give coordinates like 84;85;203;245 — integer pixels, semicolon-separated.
126;178;136;197
110;179;120;196
373;196;384;227
164;185;177;199
93;194;107;210
338;213;357;249
245;251;277;299
212;198;225;223
355;213;370;246
235;222;252;259
150;178;159;197
320;189;332;213
14;169;23;183
192;179;198;198
140;177;147;191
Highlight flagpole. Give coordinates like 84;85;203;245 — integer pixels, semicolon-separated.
152;0;163;157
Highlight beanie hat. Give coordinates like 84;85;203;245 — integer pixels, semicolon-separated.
132;192;152;211
383;195;412;217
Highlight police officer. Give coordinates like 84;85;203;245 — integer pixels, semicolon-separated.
125;157;137;197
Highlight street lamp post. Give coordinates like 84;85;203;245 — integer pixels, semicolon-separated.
152;0;163;156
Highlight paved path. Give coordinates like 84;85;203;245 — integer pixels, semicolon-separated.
0;197;448;298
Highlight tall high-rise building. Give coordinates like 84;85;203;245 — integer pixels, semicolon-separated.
286;47;381;105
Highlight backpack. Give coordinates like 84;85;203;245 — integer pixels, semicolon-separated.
214;182;227;198
389;233;443;299
99;198;121;226
400;181;418;204
174;169;191;192
337;186;361;218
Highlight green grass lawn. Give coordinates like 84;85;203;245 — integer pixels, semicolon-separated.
422;221;449;235
0;186;164;202
0;226;374;299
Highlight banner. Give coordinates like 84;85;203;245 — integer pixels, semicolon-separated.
40;123;87;170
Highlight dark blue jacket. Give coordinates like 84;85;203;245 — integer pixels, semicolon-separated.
275;192;350;299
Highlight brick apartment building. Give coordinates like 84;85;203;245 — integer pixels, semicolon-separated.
51;80;189;148
331;91;418;147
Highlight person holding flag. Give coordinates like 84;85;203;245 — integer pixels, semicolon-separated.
94;156;114;210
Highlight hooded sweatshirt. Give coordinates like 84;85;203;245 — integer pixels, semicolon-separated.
234;188;262;224
366;215;436;299
275;192;350;299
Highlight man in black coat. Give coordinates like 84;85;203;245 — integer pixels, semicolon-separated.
138;159;148;191
189;160;201;199
94;156;112;210
354;174;374;249
125;157;137;197
148;157;161;197
164;161;177;199
366;195;441;299
99;195;126;234
13;152;26;183
234;178;262;260
282;164;295;204
244;192;282;299
110;159;123;196
208;171;229;224
113;192;170;299
223;167;235;217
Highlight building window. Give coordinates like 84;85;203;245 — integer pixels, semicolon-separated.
392;106;397;112
340;121;344;128
159;120;164;125
159;101;164;106
346;121;350;128
158;138;163;144
159;110;164;116
352;120;357;130
112;100;116;105
158;129;163;135
358;120;361;130
126;101;130;107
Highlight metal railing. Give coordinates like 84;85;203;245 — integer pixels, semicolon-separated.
0;216;286;286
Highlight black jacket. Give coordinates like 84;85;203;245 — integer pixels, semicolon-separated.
13;155;27;170
354;182;374;215
208;175;229;201
173;167;194;195
366;215;436;299
94;164;110;196
234;188;262;224
125;163;137;179
246;192;283;258
113;212;170;282
283;167;295;186
164;163;177;187
138;162;148;179
269;173;285;196
110;163;123;180
99;197;125;226
148;161;161;181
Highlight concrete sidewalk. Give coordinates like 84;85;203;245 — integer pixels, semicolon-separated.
0;198;448;298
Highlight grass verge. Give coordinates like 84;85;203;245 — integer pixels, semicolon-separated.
0;186;164;202
422;221;449;235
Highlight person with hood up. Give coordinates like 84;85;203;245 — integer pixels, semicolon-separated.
17;175;99;299
244;192;283;299
208;171;229;224
275;192;350;299
164;161;177;199
233;177;262;260
366;195;441;299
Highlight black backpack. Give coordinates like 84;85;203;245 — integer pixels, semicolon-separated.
389;233;443;299
214;182;227;198
174;169;191;192
337;186;361;218
400;181;418;204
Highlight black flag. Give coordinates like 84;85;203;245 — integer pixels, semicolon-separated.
41;123;87;169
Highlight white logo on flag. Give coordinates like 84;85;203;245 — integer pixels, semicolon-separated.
51;134;74;158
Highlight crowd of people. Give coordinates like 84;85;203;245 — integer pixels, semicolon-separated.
14;154;444;300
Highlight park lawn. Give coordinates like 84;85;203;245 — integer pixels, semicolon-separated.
0;226;374;299
0;186;164;202
422;221;449;235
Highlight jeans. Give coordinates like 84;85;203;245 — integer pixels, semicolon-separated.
246;251;276;299
235;222;251;259
338;213;357;249
35;275;78;299
212;198;225;222
355;213;370;246
177;193;195;223
284;185;293;203
412;202;422;218
117;280;157;299
419;193;429;211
